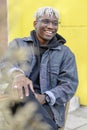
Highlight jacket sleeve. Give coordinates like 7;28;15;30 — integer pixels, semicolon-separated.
0;39;25;83
0;38;36;81
46;48;78;105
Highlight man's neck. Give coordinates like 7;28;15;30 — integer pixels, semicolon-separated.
37;37;49;46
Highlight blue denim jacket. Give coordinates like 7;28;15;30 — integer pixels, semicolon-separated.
4;36;78;127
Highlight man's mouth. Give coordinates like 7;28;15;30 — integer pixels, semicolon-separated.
45;30;53;36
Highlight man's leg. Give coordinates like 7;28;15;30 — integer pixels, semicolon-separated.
10;89;58;130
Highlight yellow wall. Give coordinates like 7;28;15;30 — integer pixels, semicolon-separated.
8;0;87;105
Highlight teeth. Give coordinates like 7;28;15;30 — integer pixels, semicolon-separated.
46;31;52;34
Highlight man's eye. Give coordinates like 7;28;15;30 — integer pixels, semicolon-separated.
40;19;58;26
53;22;58;26
42;20;49;24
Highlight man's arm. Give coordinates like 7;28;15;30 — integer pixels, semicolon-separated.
45;50;78;106
0;39;34;98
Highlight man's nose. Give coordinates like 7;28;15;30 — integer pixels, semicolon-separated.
47;22;54;28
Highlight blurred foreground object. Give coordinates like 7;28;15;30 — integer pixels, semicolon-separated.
0;92;51;130
0;0;8;58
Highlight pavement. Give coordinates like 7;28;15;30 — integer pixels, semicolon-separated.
65;105;87;130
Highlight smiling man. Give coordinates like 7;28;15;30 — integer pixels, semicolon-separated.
0;6;78;130
34;12;58;43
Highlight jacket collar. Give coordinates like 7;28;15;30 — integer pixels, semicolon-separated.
22;36;62;50
22;36;33;42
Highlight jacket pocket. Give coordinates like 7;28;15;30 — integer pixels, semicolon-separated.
48;65;59;75
48;65;59;88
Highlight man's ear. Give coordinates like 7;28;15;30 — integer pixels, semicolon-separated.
33;21;37;29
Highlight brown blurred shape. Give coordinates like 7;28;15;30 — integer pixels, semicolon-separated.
0;0;8;57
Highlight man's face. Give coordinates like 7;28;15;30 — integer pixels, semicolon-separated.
33;15;58;44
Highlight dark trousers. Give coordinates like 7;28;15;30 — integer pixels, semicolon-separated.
10;89;58;130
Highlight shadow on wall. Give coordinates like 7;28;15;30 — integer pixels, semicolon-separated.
0;0;8;58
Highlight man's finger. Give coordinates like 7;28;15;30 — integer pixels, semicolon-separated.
28;80;34;93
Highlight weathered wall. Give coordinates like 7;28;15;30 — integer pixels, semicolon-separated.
8;0;87;105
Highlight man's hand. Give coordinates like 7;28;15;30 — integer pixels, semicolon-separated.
12;74;34;99
35;93;46;104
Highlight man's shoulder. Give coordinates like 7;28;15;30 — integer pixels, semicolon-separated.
62;44;75;57
9;36;33;50
15;36;33;43
11;36;33;46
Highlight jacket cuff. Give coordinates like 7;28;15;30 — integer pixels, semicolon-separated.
8;67;24;75
45;91;56;105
